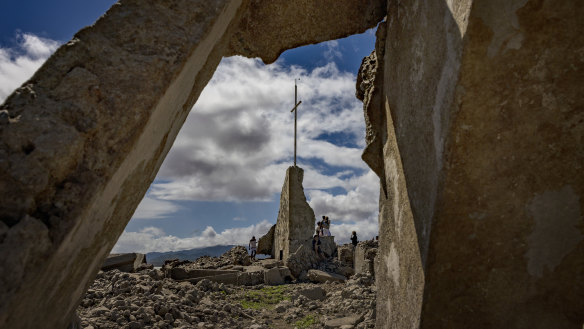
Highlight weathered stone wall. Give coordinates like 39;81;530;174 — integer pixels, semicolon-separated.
421;1;584;327
353;241;377;276
371;0;584;328
257;224;275;255
337;244;354;265
228;0;386;64
273;166;315;262
0;1;248;328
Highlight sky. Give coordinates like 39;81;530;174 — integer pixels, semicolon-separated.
0;1;380;253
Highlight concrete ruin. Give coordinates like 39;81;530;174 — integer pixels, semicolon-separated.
0;0;582;328
353;241;378;277
101;253;148;273
256;166;340;278
268;166;316;262
336;241;378;277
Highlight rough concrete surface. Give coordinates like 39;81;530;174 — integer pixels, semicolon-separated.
370;0;584;328
0;1;247;328
307;269;346;284
273;166;316;262
101;253;147;273
257;224;275;255
421;1;584;327
228;0;386;64
353;241;377;276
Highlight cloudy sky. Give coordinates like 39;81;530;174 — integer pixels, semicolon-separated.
1;0;380;253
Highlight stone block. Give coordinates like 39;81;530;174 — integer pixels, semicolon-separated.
370;0;584;327
337;244;354;265
258;259;282;269
257;224;275;255
264;267;284;285
101;253;146;273
277;267;293;281
324;314;363;328
353;242;377;275
307;270;346;284
319;236;337;257
297;286;326;301
285;244;319;278
249;271;264;286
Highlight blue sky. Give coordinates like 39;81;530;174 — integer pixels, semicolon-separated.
0;1;380;252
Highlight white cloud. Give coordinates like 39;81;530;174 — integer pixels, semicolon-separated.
153;56;367;202
322;40;343;62
119;55;379;251
308;170;379;223
112;220;274;253
329;219;379;245
131;196;181;219
0;33;60;102
1;32;380;253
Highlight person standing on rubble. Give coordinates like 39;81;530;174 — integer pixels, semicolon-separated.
249;236;257;260
351;231;358;249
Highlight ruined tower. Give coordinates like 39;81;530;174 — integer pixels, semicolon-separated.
272;166;315;261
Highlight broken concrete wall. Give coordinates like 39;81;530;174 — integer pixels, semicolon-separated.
257;224;275;255
0;1;248;328
101;253;146;273
353;241;377;276
370;0;584;328
285;243;320;278
228;0;386;64
273;166;316;262
337;244;354;266
421;1;584;327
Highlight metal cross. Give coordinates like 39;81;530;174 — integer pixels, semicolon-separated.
290;79;302;167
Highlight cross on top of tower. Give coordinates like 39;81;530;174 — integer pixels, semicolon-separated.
290;79;302;167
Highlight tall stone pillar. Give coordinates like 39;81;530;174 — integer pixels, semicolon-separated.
372;0;584;327
273;166;316;261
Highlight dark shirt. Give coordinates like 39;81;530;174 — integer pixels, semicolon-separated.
351;235;358;246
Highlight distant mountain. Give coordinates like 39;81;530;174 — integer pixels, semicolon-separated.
146;245;237;267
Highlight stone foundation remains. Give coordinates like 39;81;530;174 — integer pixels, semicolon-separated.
353;241;378;277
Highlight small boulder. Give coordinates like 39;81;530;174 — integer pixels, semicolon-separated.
297;286;327;301
264;268;284;285
307;270;346;284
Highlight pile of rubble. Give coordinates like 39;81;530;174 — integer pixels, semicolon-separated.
183;246;252;269
78;246;377;328
78;269;376;329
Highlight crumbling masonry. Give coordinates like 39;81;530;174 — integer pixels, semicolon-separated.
0;0;582;328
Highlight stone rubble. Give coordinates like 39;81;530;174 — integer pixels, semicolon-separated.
79;247;377;329
78;270;376;329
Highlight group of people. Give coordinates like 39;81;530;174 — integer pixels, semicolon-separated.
312;215;331;259
315;216;331;236
312;228;360;260
248;215;364;261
